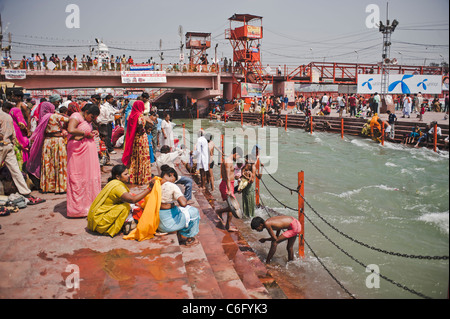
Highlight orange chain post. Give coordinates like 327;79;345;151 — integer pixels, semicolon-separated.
255;158;260;207
182;123;186;147
298;171;305;258
434;123;437;152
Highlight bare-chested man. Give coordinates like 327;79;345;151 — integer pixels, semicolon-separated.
251;215;301;264
215;146;242;232
205;133;223;191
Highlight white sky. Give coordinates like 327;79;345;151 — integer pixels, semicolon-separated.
1;0;448;66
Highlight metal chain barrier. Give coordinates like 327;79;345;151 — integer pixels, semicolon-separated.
261;165;449;261
258;169;443;299
302;206;433;299
304;238;356;299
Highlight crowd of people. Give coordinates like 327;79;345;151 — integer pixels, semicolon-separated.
3;53;136;71
1;90;298;262
236;92;449;122
2;53;237;74
2;87;446;262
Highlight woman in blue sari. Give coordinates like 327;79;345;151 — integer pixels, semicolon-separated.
123;99;135;136
158;165;199;245
145;121;155;163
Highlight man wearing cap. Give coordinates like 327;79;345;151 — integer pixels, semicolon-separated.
49;94;62;110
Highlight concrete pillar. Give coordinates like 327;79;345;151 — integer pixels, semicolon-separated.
273;80;295;108
272;81;284;97
196;98;210;117
223;83;233;101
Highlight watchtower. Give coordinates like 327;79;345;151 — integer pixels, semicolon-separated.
225;14;264;98
185;32;211;66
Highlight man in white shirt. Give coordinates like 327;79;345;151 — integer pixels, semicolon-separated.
373;92;381;114
98;94;118;153
193;130;209;190
321;94;328;108
60;95;72;112
141;92;150;116
402;94;412;118
156;145;193;201
428;122;442;139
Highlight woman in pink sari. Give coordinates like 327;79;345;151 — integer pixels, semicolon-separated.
66;104;101;218
8;106;30;170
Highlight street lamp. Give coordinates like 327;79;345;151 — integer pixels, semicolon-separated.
379;15;399;112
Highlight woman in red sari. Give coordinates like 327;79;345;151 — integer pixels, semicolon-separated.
66;104;101;218
122;100;152;185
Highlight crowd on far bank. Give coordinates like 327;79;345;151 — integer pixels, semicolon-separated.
233;92;449;121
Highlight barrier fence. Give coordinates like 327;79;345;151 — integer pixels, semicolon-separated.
255;164;448;299
239;111;442;153
181;121;447;299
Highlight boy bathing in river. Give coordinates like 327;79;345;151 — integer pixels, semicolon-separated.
251;215;301;264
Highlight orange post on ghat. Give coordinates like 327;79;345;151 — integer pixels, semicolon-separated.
298;171;305;258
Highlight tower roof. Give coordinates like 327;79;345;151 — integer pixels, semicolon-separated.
228;14;262;22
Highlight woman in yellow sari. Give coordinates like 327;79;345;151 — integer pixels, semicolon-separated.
87;164;153;237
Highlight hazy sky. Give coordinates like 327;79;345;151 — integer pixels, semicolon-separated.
1;0;448;66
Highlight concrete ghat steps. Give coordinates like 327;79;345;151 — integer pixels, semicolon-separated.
174;163;277;299
228;113;449;149
0;153;283;300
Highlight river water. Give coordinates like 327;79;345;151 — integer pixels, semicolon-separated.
173;118;449;299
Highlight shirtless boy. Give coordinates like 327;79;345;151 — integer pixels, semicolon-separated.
215;146;242;232
205;133;223;191
251;215;301;264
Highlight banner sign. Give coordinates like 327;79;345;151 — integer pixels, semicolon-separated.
130;64;155;71
357;74;443;94
241;82;262;98
4;69;26;80
246;25;262;39
121;71;167;84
